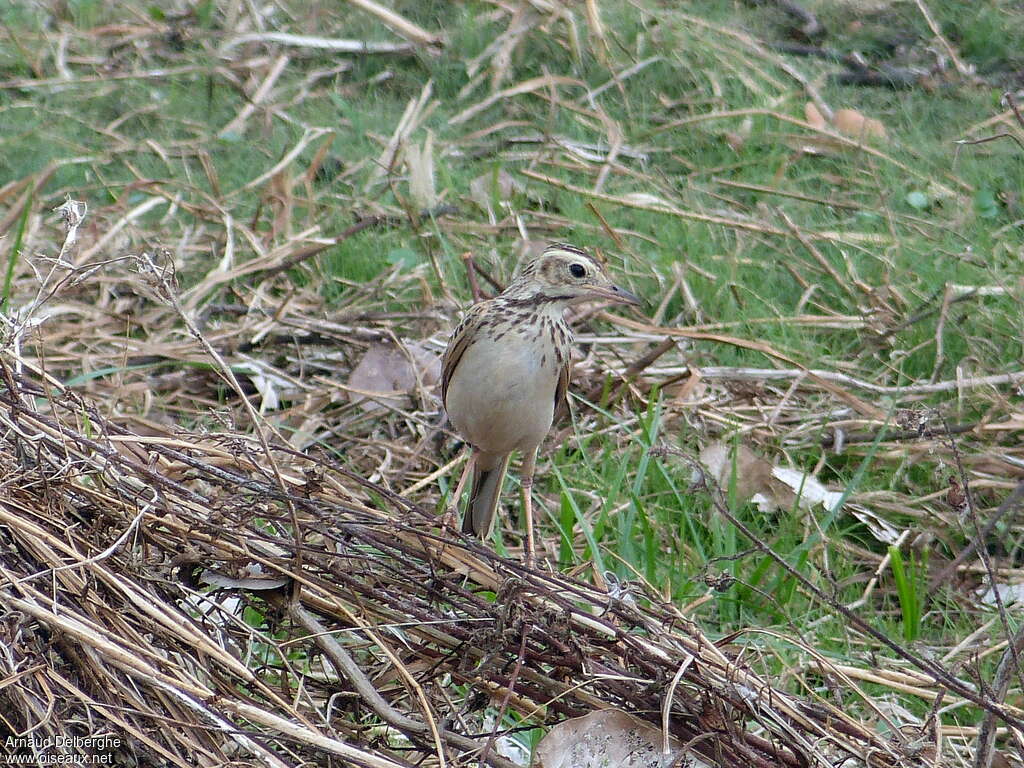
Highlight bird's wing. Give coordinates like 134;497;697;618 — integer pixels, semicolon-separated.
554;356;570;411
441;302;487;410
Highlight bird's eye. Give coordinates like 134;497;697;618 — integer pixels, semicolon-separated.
569;263;586;278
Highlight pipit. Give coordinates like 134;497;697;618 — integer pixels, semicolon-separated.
442;243;640;564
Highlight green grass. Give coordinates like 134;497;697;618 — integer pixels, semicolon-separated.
2;0;1022;738
889;544;925;642
1;184;30;311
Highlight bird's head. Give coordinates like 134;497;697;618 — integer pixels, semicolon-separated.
511;243;641;307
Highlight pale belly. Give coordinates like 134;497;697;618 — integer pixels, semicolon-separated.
445;331;560;455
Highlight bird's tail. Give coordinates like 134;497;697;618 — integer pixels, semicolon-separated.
462;453;511;539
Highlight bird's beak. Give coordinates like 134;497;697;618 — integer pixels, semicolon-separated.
591;283;642;306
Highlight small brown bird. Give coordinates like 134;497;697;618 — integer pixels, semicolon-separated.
441;243;640;564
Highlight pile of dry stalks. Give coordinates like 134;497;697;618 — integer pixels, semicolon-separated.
0;233;1017;767
0;346;953;768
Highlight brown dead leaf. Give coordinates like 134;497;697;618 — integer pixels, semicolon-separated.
804;101;827;130
697;441;775;506
535;708;711;768
697;441;901;543
346;341;440;412
800;103;886;149
833;108;886;139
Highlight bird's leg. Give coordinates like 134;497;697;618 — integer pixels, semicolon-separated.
520;448;538;568
443;450;474;532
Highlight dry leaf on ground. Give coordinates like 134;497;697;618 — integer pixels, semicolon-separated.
802;102;887;143
534;708;713;768
697;441;901;543
346;341;440;411
804;101;828;130
833;108;887;139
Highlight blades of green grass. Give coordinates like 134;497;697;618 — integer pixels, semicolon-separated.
629;389;662;503
558;492;576;565
435;473;452;515
765;407;895;611
629;493;658;584
889;545;922;642
617;491;638;570
562;391;634;545
63;362;168;387
593;441;633;542
550;461;605;576
788;409;895;562
2;187;32;313
653;458;709;561
607;389;662;578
